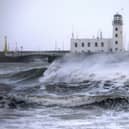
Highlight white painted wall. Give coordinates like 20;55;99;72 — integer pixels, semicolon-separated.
71;38;112;53
71;13;124;53
112;14;123;52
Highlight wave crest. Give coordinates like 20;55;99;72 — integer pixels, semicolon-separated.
38;53;129;108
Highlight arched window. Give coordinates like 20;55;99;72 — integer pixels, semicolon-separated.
115;27;118;31
101;42;104;47
75;42;78;47
115;34;118;37
115;41;118;44
115;48;118;51
82;42;84;47
88;42;90;47
95;42;98;47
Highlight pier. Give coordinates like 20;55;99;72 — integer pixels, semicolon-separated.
0;50;70;62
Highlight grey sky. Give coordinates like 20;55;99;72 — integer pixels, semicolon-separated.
0;0;129;51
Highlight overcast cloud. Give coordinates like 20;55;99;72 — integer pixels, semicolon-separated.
0;0;129;51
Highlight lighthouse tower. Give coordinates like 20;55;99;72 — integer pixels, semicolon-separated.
112;13;123;52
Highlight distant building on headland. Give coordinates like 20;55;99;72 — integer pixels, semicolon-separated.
71;13;124;53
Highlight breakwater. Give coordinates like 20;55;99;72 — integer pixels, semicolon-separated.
0;50;70;62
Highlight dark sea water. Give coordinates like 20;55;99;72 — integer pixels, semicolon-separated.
1;53;129;129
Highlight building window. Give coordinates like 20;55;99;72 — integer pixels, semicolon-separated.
82;42;84;47
115;48;118;51
115;27;118;31
101;42;104;47
75;42;78;47
115;34;118;37
88;42;90;47
115;41;118;44
95;42;98;47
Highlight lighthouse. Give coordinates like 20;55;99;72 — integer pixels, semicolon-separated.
112;13;123;52
70;13;124;53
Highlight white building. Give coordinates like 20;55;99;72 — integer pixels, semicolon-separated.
71;13;124;53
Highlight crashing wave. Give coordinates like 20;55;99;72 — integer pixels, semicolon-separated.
41;53;129;84
1;53;129;109
37;53;129;108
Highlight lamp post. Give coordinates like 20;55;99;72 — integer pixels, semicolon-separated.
20;46;23;56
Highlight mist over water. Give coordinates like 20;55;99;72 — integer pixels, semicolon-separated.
37;53;129;108
42;53;129;83
1;53;129;128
